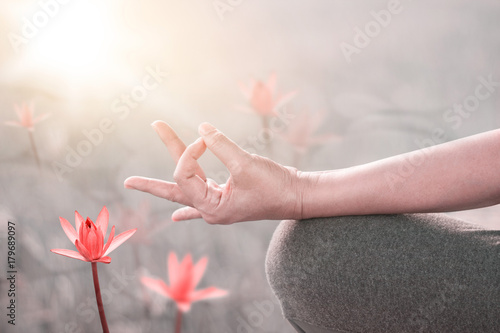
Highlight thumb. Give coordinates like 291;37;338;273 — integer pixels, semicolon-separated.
198;122;248;174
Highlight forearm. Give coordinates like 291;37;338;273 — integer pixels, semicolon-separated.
298;129;500;219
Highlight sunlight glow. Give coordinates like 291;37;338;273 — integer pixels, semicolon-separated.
28;1;115;80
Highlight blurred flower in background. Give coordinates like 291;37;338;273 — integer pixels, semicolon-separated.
239;72;297;127
141;252;228;312
141;252;228;332
4;102;49;131
239;72;296;118
280;109;340;167
4;102;50;169
238;72;297;156
115;200;171;247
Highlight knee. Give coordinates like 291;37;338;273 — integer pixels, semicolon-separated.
265;215;389;328
265;217;344;300
265;214;500;332
265;214;452;294
265;215;404;300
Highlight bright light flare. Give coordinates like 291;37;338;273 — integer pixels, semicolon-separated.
28;1;115;80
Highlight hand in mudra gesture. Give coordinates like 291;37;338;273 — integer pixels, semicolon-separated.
124;121;303;224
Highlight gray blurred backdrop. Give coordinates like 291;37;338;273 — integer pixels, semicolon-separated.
1;0;499;332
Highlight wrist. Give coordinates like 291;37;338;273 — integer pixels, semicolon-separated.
291;170;319;220
295;170;343;220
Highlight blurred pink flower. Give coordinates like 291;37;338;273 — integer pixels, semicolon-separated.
51;206;137;264
4;102;49;168
4;102;50;131
116;200;171;245
280;110;339;154
141;252;228;312
239;72;296;116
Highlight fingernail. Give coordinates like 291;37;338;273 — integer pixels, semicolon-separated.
199;122;215;135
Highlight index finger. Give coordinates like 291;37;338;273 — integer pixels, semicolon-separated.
152;120;206;180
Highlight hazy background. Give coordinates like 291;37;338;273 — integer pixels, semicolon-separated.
1;0;499;332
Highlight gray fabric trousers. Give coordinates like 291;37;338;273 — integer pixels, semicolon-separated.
265;214;500;333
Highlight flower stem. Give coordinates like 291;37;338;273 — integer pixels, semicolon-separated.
261;115;273;157
28;130;41;170
175;309;182;333
91;262;110;333
261;114;269;131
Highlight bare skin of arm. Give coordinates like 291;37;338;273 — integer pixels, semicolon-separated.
124;121;500;224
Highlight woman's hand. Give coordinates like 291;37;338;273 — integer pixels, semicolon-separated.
124;121;303;224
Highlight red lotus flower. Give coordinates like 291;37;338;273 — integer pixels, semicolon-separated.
239;72;296;116
4;102;50;131
51;206;137;264
141;252;228;312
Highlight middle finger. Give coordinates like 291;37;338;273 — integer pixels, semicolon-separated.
152;120;206;180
